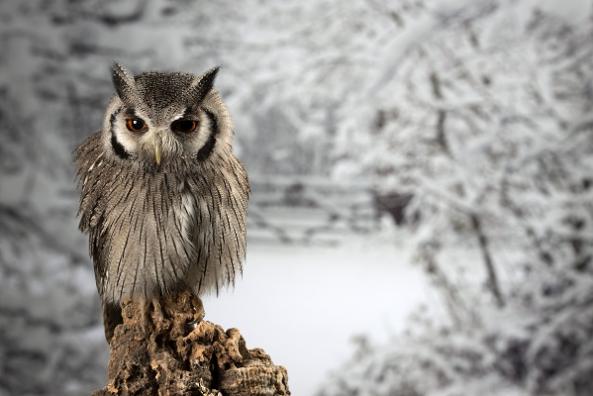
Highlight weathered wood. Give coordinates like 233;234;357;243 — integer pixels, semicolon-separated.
92;291;290;396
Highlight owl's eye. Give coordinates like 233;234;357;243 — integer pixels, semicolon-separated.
171;119;198;134
126;117;148;133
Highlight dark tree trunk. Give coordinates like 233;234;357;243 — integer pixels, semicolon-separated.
471;214;505;308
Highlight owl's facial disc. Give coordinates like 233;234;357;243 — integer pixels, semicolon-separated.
110;107;214;168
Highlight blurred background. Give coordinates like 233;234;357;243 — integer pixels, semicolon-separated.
1;0;592;395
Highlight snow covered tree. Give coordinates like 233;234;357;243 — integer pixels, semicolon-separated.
319;1;593;395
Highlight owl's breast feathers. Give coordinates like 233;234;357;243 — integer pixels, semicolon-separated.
74;132;249;303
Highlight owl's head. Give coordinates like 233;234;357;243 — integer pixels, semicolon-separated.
102;63;233;169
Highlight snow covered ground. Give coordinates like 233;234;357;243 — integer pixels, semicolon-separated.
204;233;435;396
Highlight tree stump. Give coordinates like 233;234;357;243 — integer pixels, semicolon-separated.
92;291;290;395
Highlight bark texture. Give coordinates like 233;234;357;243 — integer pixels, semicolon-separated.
92;291;290;396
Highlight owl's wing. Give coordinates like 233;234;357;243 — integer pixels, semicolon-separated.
74;131;104;232
186;154;250;296
73;131;111;294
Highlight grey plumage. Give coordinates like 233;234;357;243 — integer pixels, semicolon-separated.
74;64;249;339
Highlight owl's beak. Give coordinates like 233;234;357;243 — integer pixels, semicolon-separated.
154;140;162;166
146;132;163;167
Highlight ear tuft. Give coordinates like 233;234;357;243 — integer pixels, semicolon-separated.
111;62;136;104
188;66;220;104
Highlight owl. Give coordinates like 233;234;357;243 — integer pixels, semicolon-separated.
75;63;249;340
